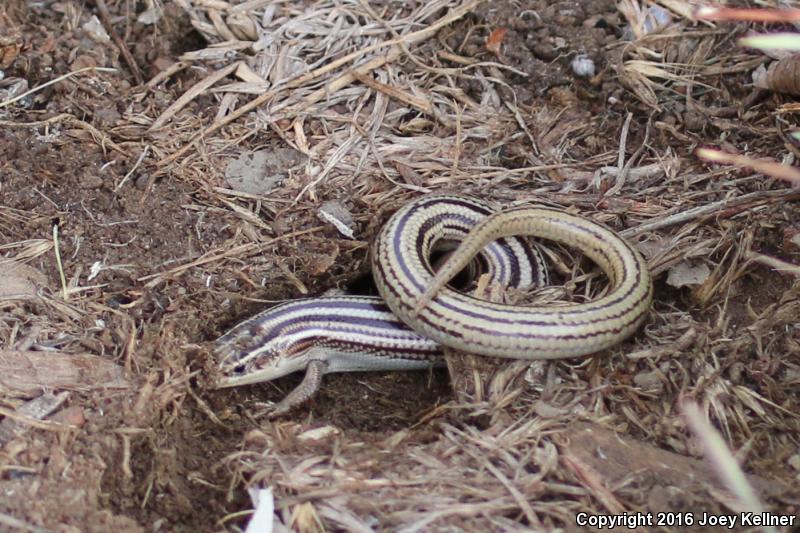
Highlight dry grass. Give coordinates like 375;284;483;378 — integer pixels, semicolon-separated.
1;0;799;530
153;0;799;529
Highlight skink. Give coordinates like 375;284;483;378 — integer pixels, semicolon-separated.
215;195;652;414
373;196;653;359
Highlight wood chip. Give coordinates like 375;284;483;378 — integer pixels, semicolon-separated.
0;350;129;395
561;423;786;502
0;260;48;299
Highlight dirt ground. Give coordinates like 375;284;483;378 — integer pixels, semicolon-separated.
1;0;799;531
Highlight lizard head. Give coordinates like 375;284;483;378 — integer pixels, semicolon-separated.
214;311;309;389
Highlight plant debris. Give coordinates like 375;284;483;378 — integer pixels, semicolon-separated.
0;0;798;531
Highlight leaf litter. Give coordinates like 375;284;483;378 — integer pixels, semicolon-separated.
0;0;799;531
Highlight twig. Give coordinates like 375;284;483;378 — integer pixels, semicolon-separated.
0;113;129;156
0;67;117;109
746;251;800;277
148;61;242;131
52;222;69;301
682;401;778;533
623;188;800;238
145;60;190;88
0;405;77;432
94;0;143;84
607;114;651;196
0;392;71;443
0;512;54;533
138;226;324;285
349;70;433;115
561;454;627;515
616;113;633;180
115;145;150;192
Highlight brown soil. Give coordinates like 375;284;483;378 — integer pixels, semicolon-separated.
1;0;798;531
